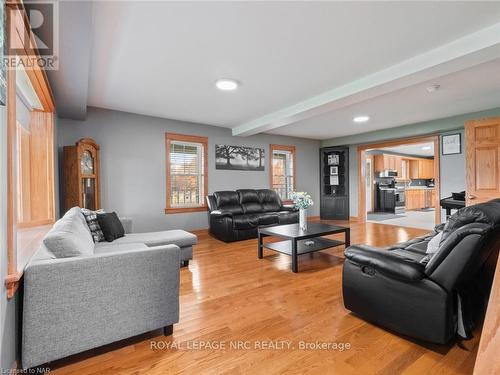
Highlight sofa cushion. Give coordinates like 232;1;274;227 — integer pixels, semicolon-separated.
390;249;428;262
257;189;282;212
277;210;299;225
94;242;149;254
406;241;430;254
97;212;126;242
238;189;263;214
214;191;244;214
30;244;57;263
112;230;197;248
384;233;435;251
232;214;259;230
257;213;279;226
43;207;94;258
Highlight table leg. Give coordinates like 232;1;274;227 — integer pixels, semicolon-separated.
345;229;351;248
292;239;298;273
258;231;263;259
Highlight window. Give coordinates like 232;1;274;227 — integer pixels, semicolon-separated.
5;4;56;298
165;133;208;213
270;144;296;201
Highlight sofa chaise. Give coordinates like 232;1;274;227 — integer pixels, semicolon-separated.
206;189;299;242
22;207;197;369
343;199;500;344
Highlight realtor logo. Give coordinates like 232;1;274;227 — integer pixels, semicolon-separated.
4;0;59;69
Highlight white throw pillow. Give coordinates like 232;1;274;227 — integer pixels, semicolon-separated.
426;231;443;255
43;207;95;258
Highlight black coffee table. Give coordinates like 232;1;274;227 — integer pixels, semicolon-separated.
258;222;350;273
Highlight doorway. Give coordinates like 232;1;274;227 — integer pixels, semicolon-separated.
358;135;441;229
365;156;374;213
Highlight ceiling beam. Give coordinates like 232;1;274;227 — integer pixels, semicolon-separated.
232;22;500;136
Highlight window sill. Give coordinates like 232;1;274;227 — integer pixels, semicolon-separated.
5;223;53;299
165;206;208;214
5;272;22;299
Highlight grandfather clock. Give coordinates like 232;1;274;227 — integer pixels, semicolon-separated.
63;138;101;211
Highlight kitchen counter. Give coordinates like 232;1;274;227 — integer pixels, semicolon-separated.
406;186;435;190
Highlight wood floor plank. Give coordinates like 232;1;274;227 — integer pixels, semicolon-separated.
47;221;481;375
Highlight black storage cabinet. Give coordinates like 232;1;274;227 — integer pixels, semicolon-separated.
320;146;350;220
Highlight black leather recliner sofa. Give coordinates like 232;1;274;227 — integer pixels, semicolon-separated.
206;189;298;242
342;199;500;344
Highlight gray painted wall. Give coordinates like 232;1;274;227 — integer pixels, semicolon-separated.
58;107;321;232
0;107;19;372
322;107;500;219
45;1;93;120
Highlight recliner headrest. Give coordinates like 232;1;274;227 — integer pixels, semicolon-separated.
237;189;261;204
214;191;240;207
257;189;281;203
440;199;500;245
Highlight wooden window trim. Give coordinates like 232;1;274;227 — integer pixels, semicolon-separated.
5;3;56;298
165;133;208;214
270;144;296;204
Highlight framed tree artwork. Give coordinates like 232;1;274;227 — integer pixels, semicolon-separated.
215;145;265;171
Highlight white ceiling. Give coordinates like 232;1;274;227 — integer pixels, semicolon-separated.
371;143;435;157
267;58;500;139
50;1;500;140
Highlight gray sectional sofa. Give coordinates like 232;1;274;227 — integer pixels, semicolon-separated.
22;207;197;369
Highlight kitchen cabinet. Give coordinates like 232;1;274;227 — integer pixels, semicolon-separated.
409;160;419;179
409;159;434;179
405;189;435;210
375;154;434;179
400;159;410;180
419;159;434;179
394;156;402;177
374;154;402;173
406;189;424;210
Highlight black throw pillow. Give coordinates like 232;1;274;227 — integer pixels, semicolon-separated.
97;212;125;242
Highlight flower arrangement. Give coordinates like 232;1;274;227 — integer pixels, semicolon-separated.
291;191;314;210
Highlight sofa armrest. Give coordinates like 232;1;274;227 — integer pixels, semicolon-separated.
210;210;233;218
22;245;180;368
344;244;426;281
120;217;133;234
281;204;297;212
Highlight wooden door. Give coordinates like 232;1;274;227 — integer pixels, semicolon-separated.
465;117;500;206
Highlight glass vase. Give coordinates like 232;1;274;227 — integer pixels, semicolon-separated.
299;208;307;231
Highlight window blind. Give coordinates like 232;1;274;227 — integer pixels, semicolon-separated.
272;149;294;200
169;140;205;207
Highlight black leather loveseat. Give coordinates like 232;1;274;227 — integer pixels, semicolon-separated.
206;189;298;242
342;199;500;344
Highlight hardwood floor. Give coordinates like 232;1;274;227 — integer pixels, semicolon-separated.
49;220;480;375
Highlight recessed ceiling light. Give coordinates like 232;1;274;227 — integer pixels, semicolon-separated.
421;146;432;150
426;84;440;93
215;78;240;91
353;115;370;123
